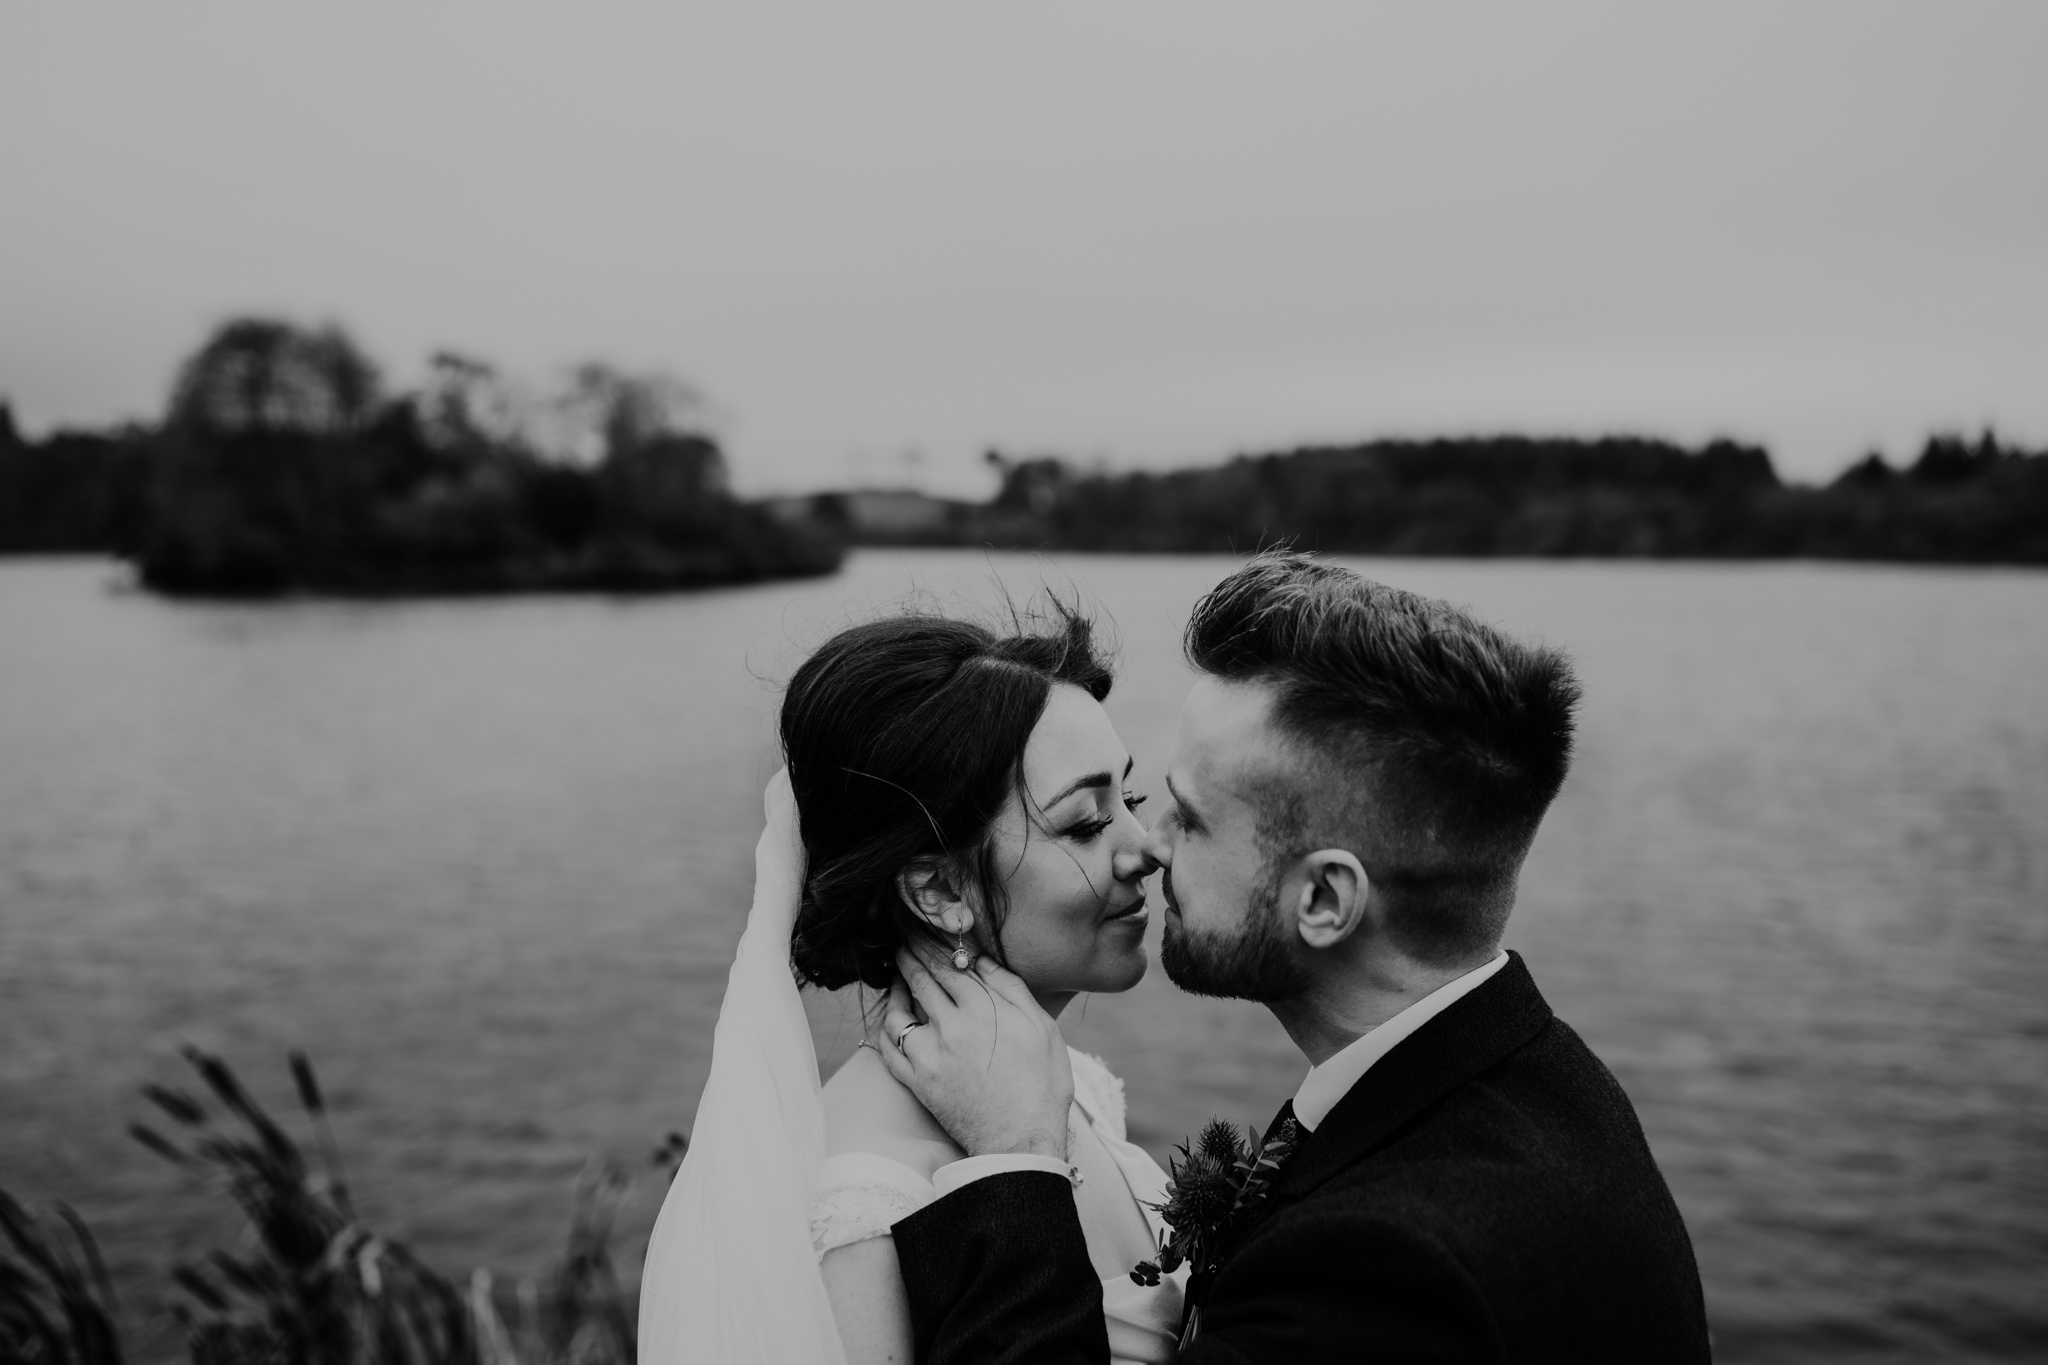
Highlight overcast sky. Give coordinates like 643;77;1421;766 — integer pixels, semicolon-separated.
3;3;2043;494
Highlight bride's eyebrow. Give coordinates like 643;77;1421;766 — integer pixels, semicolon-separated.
1040;756;1135;810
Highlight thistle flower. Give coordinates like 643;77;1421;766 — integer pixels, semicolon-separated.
1195;1119;1247;1170
1168;1163;1236;1230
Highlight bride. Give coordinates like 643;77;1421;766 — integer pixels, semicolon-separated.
639;606;1185;1364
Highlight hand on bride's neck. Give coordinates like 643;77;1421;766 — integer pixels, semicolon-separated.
820;979;1074;1175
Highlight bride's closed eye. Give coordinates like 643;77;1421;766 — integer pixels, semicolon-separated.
1066;813;1116;841
1064;792;1145;842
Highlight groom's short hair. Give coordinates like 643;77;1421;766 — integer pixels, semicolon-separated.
1185;551;1581;965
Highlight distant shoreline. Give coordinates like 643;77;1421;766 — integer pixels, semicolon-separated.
766;434;2048;567
8;415;2044;586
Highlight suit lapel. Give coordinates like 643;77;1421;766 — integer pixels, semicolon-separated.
1185;953;1555;1337
1271;951;1555;1204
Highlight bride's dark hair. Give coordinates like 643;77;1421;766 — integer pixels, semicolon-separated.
780;601;1114;991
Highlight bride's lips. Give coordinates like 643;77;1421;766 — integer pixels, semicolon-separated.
1103;897;1148;924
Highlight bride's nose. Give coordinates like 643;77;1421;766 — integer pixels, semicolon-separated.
1112;837;1160;884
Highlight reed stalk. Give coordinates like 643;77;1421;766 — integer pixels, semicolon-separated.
2;1046;663;1365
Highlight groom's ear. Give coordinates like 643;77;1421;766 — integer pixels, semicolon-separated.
896;858;970;932
1293;849;1370;950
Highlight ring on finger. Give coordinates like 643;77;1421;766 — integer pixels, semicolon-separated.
894;1020;924;1050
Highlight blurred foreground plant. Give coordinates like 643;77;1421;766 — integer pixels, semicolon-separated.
0;1188;125;1365
131;1046;476;1365
0;1046;663;1365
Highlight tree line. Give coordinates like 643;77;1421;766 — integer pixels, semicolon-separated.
0;318;842;594
817;432;2046;562
7;324;2045;578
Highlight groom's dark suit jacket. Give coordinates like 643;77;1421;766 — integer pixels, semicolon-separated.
891;952;1710;1363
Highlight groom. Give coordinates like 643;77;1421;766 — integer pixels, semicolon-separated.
879;551;1711;1363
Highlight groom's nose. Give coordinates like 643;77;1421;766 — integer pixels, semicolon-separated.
1139;820;1173;871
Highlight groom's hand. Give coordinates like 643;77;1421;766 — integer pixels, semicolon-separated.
879;947;1074;1162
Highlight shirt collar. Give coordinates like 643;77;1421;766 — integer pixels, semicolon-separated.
1291;951;1511;1133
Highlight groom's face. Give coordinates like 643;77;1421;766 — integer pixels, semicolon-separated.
1146;677;1311;1002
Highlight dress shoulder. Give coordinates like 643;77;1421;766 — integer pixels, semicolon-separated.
1067;1046;1128;1142
809;1151;935;1258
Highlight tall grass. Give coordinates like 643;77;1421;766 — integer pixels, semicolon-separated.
0;1188;125;1365
3;1047;678;1365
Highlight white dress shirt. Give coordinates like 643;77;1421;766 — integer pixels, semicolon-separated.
1291;950;1510;1132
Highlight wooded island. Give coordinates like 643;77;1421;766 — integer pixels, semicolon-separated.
0;319;842;595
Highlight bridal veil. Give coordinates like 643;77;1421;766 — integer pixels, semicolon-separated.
639;772;850;1364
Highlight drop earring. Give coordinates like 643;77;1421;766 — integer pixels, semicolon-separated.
951;931;975;972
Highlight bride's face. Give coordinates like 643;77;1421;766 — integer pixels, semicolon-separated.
977;683;1154;1004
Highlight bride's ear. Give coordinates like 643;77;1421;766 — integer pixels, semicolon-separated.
895;858;972;934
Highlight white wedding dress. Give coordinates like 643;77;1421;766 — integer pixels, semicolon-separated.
639;775;1184;1365
809;1047;1185;1364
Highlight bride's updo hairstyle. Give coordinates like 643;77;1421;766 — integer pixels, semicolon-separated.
780;603;1113;991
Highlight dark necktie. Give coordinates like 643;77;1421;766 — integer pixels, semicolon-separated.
1184;1099;1306;1346
1263;1098;1302;1159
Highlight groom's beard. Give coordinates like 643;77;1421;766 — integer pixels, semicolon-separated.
1160;865;1310;1002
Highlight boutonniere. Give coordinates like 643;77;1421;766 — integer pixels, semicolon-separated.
1130;1114;1299;1286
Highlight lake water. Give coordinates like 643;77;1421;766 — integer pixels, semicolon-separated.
2;551;2044;1362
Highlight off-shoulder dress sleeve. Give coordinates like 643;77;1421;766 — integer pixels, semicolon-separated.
809;1151;936;1257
